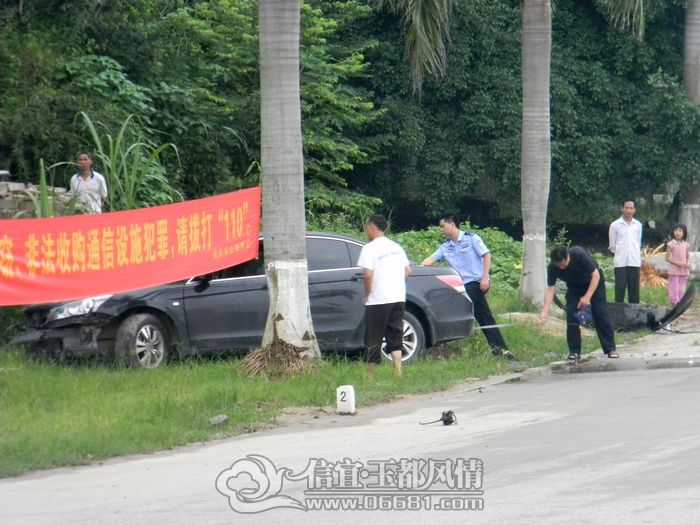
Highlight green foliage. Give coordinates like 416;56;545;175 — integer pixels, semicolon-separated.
348;0;523;221
0;0;381;203
305;182;382;235
24;160;54;218
59;55;153;117
79;112;182;210
0;308;24;346
380;0;455;94
599;0;647;41
1;0;700;229
300;1;382;186
36;159;50;218
19;159;79;218
549;227;571;249
590;251;614;281
350;0;699;226
629;71;700;187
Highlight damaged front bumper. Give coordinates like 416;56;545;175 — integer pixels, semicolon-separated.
10;317;115;356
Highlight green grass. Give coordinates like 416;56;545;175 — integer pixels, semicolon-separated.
0;291;645;478
639;285;671;307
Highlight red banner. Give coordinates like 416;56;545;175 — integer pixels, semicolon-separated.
0;187;261;306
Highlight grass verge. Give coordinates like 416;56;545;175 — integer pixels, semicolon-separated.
0;293;646;478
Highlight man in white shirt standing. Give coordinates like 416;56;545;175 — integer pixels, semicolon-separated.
70;151;108;214
357;215;411;377
608;199;642;303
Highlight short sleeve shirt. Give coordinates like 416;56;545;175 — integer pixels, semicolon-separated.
547;246;598;291
70;171;108;214
430;231;490;284
667;239;690;276
357;236;410;305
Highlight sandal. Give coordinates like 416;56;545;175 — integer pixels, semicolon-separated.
608;351;620;359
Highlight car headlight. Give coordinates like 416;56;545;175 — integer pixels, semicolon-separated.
47;295;112;322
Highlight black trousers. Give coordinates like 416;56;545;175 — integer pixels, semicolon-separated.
364;302;405;364
566;278;616;355
614;266;640;304
464;282;508;351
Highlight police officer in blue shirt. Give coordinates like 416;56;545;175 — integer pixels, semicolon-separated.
421;214;510;355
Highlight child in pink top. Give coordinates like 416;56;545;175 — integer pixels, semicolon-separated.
665;223;691;306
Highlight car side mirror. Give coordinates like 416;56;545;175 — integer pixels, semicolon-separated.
194;273;213;292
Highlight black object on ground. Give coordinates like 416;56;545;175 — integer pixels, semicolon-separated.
420;410;457;426
650;284;696;332
607;302;669;331
553;294;688;332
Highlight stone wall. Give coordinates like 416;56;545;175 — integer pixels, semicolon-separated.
645;253;700;280
0;181;79;219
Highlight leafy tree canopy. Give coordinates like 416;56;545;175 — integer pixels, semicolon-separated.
1;0;699;226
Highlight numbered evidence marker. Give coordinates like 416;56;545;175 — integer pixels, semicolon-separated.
336;385;356;415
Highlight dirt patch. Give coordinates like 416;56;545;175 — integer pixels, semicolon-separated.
276;406;335;426
501;312;594;338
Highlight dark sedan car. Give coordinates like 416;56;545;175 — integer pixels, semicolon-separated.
12;233;475;368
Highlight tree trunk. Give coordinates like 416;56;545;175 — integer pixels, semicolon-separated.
680;185;700;249
258;0;320;358
684;0;700;105
680;0;700;249
519;0;552;305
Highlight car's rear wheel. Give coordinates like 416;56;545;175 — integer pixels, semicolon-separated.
381;311;425;365
114;313;170;369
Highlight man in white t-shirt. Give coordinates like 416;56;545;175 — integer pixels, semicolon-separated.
357;215;411;376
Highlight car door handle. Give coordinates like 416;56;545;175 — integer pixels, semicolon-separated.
351;272;364;281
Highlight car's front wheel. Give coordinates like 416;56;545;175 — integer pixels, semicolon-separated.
114;313;170;369
381;311;425;365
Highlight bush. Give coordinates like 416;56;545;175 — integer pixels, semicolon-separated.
305;183;381;236
0;307;24;345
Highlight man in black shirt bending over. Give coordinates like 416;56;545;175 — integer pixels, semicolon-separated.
539;246;619;361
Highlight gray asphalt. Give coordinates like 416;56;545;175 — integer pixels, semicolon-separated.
2;328;700;524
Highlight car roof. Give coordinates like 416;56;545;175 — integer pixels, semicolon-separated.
255;231;366;245
305;232;365;244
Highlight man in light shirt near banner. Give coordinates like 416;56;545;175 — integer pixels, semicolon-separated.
608;199;642;304
357;215;411;377
70;151;108;214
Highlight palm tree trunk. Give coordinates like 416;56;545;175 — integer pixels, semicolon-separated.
259;0;320;358
519;0;552;304
680;0;700;249
684;0;700;105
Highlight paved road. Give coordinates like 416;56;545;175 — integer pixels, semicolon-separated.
2;328;700;524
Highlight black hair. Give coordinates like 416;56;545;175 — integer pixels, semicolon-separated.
439;214;460;229
621;198;636;208
550;246;569;263
76;151;93;160
366;214;387;232
672;223;688;241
